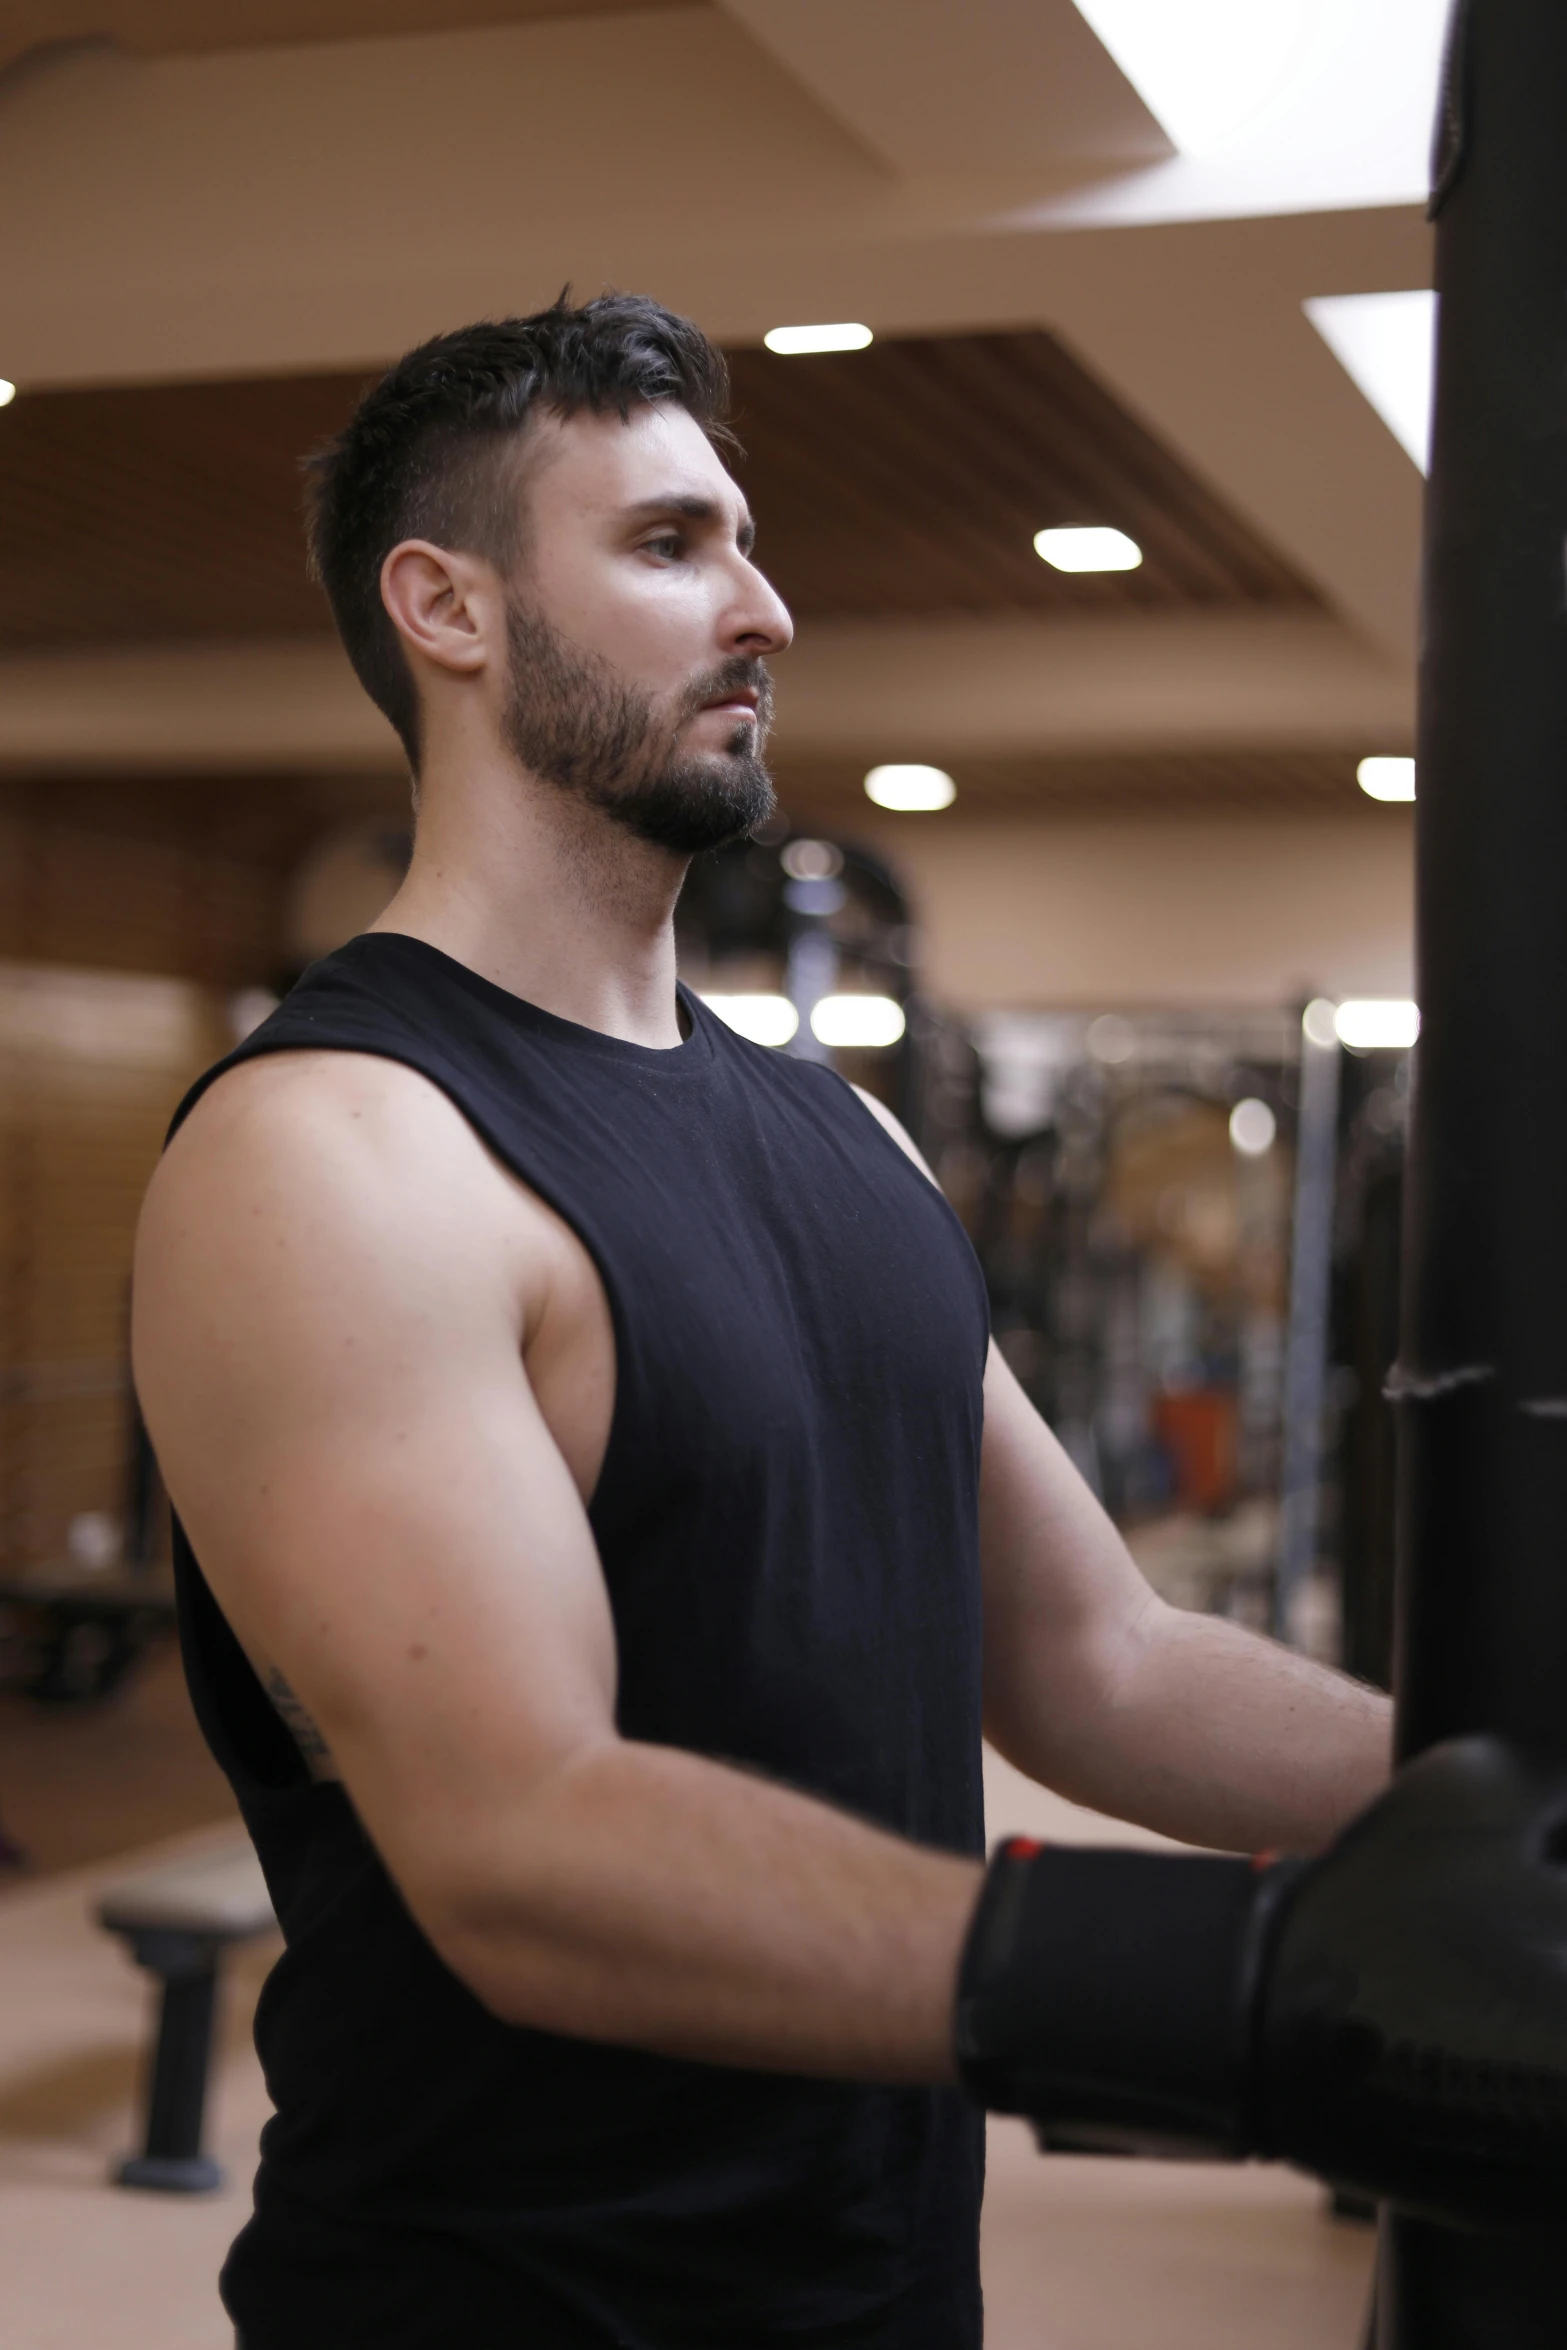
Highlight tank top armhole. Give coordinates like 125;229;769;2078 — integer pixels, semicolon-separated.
796;1060;993;1351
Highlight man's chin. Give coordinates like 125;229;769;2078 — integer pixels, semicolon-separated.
602;755;776;856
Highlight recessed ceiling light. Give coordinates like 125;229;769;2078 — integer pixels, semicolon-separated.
1305;290;1434;472
1087;1013;1137;1064
1335;999;1420;1051
864;764;956;812
780;837;844;879
1034;525;1143;573
1229;1097;1277;1156
701;993;799;1048
1358;755;1416;802
1071;0;1315;156
810;994;907;1049
0;381;15;408
763;323;873;356
1057;3;1450;217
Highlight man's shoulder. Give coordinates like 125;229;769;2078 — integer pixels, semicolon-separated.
180;1039;447;1126
144;1043;537;1293
163;1045;473;1195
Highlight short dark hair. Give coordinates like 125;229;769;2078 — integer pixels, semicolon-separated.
304;292;734;769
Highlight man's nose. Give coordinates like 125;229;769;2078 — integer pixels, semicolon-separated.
728;563;793;658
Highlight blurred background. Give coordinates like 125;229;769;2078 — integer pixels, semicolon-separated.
0;1;1440;2341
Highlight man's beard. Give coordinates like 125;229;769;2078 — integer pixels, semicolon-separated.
500;594;776;855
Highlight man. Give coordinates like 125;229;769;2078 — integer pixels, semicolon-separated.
134;294;1398;2346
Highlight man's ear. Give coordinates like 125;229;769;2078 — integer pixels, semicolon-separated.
380;539;499;677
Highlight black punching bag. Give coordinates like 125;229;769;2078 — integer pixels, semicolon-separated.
1385;0;1567;2337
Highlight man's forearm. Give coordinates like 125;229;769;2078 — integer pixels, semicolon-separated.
401;1738;982;2079
998;1600;1392;1854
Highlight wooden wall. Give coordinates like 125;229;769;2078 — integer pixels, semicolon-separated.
0;965;230;1569
0;775;408;984
0;777;392;1571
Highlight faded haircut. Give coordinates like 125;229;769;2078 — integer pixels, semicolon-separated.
304;292;734;770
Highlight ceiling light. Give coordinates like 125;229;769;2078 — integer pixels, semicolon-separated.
1086;1013;1137;1064
1229;1097;1276;1157
0;380;15;407
1335;999;1420;1051
701;993;799;1048
763;323;873;356
810;994;906;1050
1037;4;1450;225
1071;0;1313;157
864;764;956;812
780;838;843;880
1358;755;1416;803
1305;291;1434;472
1034;526;1143;574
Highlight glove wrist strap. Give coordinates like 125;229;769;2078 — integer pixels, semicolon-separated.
954;1837;1304;2159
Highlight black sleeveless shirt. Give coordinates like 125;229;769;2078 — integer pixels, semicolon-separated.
167;933;990;2350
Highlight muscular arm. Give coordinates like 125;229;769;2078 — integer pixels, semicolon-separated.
851;1087;1391;1854
133;1055;977;2082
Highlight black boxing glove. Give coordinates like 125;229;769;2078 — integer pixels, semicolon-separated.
954;1833;1300;2159
955;1737;1567;2228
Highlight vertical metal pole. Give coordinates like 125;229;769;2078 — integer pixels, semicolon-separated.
784;928;837;1064
1274;1004;1340;1640
1383;0;1567;2336
781;856;843;1064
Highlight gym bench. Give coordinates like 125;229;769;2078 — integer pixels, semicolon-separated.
97;1841;276;2193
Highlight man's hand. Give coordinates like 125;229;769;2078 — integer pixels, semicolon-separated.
956;1737;1567;2228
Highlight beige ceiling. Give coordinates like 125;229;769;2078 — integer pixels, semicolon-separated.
0;0;1427;798
0;0;660;73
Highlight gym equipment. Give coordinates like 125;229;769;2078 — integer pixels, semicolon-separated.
675;828;922;1116
964;1007;1297;1537
0;1372;175;1705
1273;1005;1339;1640
98;1840;276;2192
1334;1052;1407;1693
957;1736;1567;2227
1380;0;1567;2333
0;1559;174;1703
965;2;1567;2311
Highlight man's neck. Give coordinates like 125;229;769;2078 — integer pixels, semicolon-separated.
369;745;689;1051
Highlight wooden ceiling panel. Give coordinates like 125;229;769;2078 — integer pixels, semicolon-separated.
0;757;1388;884
725;334;1316;618
0;329;1318;653
771;749;1388;824
0;772;404;869
6;374;363;647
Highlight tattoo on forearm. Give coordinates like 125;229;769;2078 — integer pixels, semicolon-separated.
264;1667;334;1766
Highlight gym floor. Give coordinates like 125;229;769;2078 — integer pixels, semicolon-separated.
0;1650;1375;2348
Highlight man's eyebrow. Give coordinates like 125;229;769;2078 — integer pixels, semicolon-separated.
624;493;757;553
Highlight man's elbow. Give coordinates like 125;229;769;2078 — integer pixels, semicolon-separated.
385;1751;626;2034
410;1865;592;2032
985;1593;1167;1780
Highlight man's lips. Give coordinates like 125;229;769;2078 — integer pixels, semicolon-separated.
700;691;760;716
